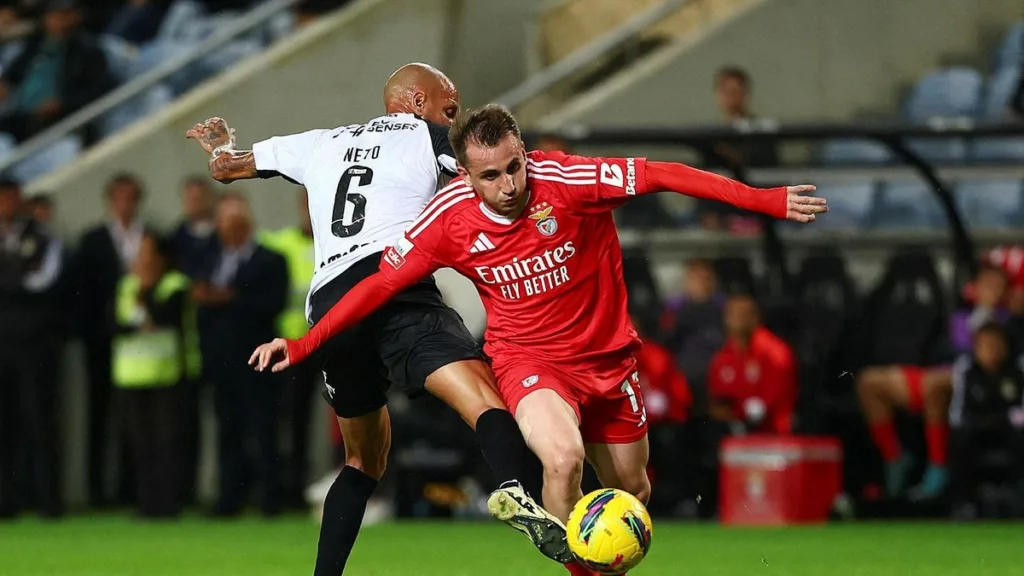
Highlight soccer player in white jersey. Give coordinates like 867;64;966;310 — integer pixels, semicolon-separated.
185;64;569;575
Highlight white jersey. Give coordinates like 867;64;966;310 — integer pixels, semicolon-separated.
252;112;457;319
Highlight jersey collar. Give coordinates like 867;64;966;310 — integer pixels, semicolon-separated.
478;190;531;226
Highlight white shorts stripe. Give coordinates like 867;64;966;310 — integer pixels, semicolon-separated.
530;173;597;186
527;159;596;172
410;192;474;238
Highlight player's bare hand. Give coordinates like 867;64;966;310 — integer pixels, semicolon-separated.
249;338;291;373
185;117;235;154
785;185;827;223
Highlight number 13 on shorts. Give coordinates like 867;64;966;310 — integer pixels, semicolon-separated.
621;372;647;427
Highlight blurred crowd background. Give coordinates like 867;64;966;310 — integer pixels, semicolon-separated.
1;0;1023;525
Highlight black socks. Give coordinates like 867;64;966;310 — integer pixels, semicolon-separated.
313;466;379;576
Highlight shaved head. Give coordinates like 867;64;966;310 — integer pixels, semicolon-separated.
383;62;460;126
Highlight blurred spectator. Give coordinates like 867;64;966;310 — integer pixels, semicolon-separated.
662;259;725;415
531;134;571;153
76;172;148;507
0;1;39;43
0;177;65;518
635;318;693;517
25;192;53;224
259;188;316;508
950;265;1010;356
0;0;113;142
104;0;169;46
948;322;1024;517
169;175;218;280
710;65;778;168
707;294;796;435
112;233;192;519
195;192;287;517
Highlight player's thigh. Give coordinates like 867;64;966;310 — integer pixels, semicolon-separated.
922;366;953;404
858;365;918;408
515;388;586;478
376;288;484;406
424;358;507;429
585;437;651;503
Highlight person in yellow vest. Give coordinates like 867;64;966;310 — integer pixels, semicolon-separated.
113;233;197;518
260;189;318;507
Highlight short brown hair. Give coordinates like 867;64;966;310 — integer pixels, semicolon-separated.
715;65;750;88
448;104;521;167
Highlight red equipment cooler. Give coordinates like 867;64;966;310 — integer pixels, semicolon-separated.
719;435;842;525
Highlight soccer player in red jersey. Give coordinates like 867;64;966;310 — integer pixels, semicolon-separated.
251;104;825;574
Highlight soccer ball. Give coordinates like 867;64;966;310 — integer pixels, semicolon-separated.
566;488;653;574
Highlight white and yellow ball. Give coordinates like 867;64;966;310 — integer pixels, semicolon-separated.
566;488;653;574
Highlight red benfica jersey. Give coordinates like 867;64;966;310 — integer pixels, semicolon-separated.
708;327;796;434
382;150;648;368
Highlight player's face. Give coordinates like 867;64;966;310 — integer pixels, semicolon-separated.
418;82;460;126
460;134;529;218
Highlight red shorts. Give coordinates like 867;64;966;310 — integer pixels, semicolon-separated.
491;355;648;444
899;366;925;413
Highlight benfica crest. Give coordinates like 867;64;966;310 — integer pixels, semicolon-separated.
528;202;558;236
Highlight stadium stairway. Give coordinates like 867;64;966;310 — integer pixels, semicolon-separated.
515;0;1023;130
22;0;549;238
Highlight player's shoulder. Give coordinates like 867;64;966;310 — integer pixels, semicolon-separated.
407;178;477;238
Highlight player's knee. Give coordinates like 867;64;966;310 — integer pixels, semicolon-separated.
538;439;585;486
343;433;391;480
626;474;652;506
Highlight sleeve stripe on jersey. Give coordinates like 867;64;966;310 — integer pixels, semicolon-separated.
530;173;597;186
527;158;597;173
409;192;475;239
528;164;597;178
409;184;472;230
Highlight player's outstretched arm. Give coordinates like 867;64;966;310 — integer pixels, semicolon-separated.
645;161;827;223
249;261;429;373
185;117;258;184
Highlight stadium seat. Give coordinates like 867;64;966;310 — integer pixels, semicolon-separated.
157;0;206;43
100;84;174;138
954;180;1024;229
857;251;946;367
993;20;1024;70
870;181;946;230
10;136;83;183
621;248;663;338
905;67;984;121
971;66;1024;161
793;253;857;382
99;35;139;83
819;139;894;165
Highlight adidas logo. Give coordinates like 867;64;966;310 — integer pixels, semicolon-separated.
469;232;496;254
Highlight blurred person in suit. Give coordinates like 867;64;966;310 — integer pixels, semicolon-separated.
75;172;148;507
0;177;65;518
195;192;287;517
259;189;316;509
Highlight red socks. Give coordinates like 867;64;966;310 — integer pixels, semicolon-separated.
563;562;596;576
869;420;901;462
925;423;948;466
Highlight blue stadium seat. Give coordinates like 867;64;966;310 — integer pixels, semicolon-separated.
972;66;1024;161
100;84;174;138
907;139;968;163
871;181;946;230
994;21;1024;70
0;132;16;160
10;136;82;183
905;67;984;121
819;139;894;165
99;35;138;83
954;180;1024;229
805;181;876;230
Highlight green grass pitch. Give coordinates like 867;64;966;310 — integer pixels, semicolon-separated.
0;516;1019;575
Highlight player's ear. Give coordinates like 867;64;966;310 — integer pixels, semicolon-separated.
456;165;470;182
412;90;427;114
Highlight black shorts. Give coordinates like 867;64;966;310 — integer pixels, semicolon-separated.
308;252;482;419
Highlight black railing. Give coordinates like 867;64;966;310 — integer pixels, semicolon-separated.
526;122;1024;288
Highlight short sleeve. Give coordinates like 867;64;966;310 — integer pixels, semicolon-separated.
252;129;330;185
528;151;648;213
426;122;458;177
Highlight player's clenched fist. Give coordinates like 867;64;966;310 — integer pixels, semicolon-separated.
784;185;827;223
249;338;292;373
185;117;235;154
